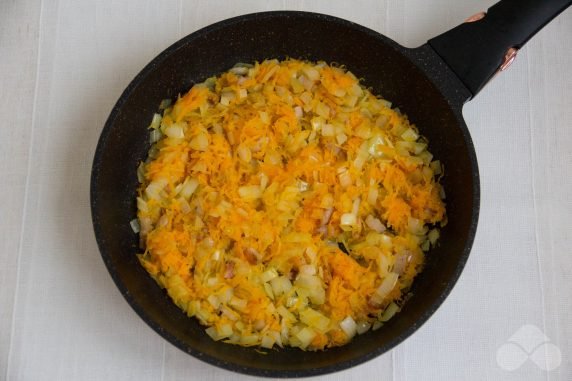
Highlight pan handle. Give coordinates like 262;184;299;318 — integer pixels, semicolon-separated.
428;0;571;98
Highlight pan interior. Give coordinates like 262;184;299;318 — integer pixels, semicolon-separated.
91;12;477;377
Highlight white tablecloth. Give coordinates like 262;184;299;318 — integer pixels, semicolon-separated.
1;1;571;380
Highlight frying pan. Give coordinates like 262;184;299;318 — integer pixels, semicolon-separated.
91;0;571;377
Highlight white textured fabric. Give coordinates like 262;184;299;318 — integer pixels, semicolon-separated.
1;1;571;380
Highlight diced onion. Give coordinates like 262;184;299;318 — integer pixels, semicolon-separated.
302;66;320;81
338;170;352;188
240;334;259;346
290;78;304;93
413;142;427;155
340;213;357;229
311;116;324;131
297;180;309;192
178;197;191;214
195;307;211;324
305;246;318;263
381;302;400;322
365;215;386;233
351;198;361;216
149;129;162;144
259;173;269;190
259;111;270;123
332;87;346;98
260;335;275;349
294;106;303;119
130;219;140;233
295;275;325;305
277;305;296;321
428;228;440;246
136;162;145;183
286;296;298;308
367;187;379;205
300;91;313;105
164;124;185;139
230;66;249;76
356;321;372;335
315;102;330;118
355;124;372;139
299;264;316;276
219;288;234;304
180;178;199;199
295;327;317;349
149;113;162;129
191;161;207;173
320;193;334;209
336;133;348;145
219;324;234;338
321;123;335;137
340;316;357;339
271;276;292;297
237;145;252;163
207;294;220;309
344;94;358;107
368;135;385;157
401;128;419;142
261;268;279;283
190;132;208;151
375;272;399;299
238;185;262;200
205;327;221;341
263;282;274;300
407;217;425;235
221;306;239;321
145;178;167;200
220;91;235;106
430;160;442;175
271;331;283;348
136;197;148;213
229;297;247;310
300;308;330;332
158;99;172;109
392;251;410;275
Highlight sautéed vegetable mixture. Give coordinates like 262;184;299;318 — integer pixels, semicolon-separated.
134;59;446;350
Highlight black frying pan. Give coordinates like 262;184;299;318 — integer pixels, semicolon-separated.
90;0;571;377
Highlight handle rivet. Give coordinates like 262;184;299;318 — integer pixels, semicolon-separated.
464;12;486;23
500;48;518;71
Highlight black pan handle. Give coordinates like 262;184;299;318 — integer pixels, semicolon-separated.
428;0;571;98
